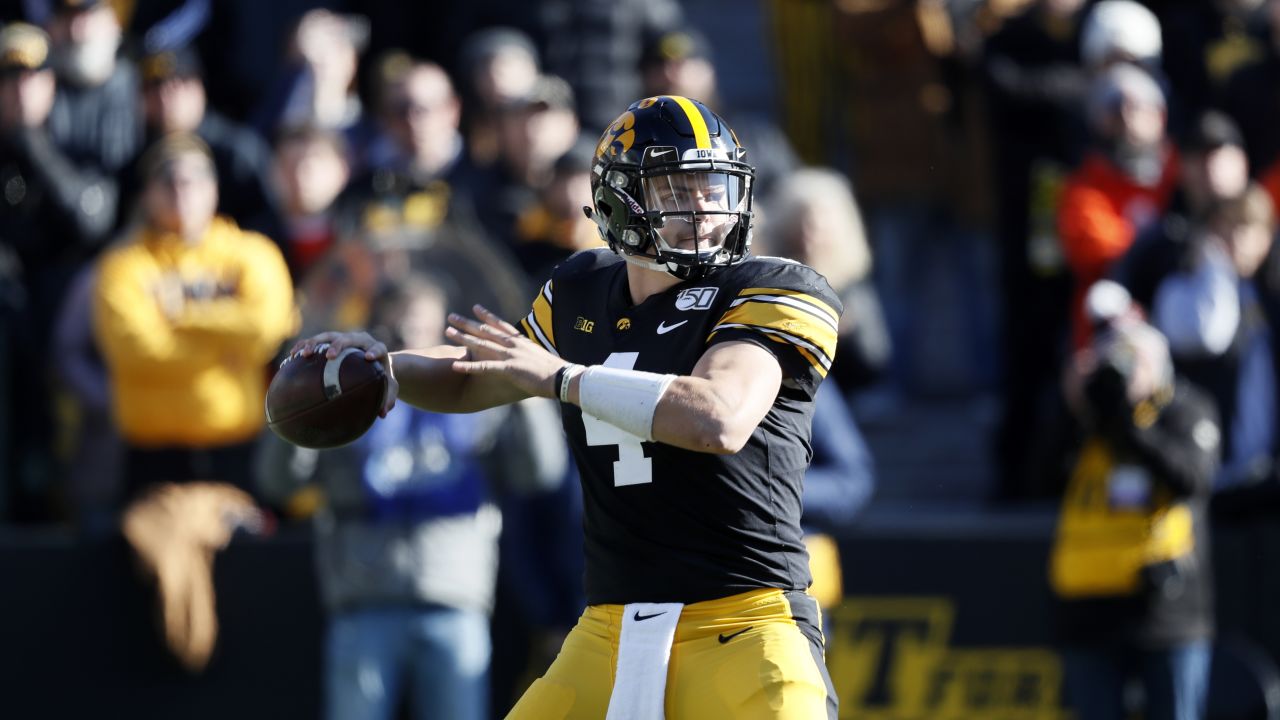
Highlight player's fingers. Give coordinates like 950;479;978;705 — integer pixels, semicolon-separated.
462;313;521;345
473;304;521;336
378;376;399;418
321;333;356;358
445;326;506;355
332;337;388;362
292;331;341;357
447;312;490;338
326;332;381;360
362;341;389;362
449;314;519;347
451;358;504;375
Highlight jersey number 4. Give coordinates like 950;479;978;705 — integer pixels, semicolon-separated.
582;352;653;486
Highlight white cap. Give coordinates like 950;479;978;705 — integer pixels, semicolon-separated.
1081;0;1163;71
1084;279;1134;326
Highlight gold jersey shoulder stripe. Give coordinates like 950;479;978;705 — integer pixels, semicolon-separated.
736;287;839;324
707;285;840;376
523;280;557;353
714;294;838;354
727;294;838;335
708;322;832;377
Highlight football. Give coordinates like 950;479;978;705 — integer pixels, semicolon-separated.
265;344;388;449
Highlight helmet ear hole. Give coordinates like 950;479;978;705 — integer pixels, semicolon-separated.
595;188;613;217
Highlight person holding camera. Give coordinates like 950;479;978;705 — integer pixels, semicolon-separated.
1050;280;1220;720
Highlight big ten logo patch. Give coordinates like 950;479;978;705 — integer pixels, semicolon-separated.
574;316;595;333
827;597;1068;720
675;287;718;311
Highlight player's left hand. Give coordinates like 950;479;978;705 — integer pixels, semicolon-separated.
446;304;565;399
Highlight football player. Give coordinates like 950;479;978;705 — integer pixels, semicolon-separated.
295;95;840;719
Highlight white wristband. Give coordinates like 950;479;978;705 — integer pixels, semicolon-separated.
578;366;676;442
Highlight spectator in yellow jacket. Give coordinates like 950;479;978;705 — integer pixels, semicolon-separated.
93;133;296;498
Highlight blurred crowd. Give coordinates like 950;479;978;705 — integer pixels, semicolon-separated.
0;1;875;717
4;0;1280;717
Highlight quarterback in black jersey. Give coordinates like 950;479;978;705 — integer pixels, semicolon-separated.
295;96;840;719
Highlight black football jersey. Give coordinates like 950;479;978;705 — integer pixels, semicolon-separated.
519;249;843;605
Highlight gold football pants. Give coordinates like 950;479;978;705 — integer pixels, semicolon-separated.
506;588;838;719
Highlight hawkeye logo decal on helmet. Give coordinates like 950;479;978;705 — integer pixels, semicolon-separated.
597;111;636;158
675;287;718;311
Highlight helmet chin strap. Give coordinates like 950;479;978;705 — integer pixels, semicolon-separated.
621;253;720;281
620;253;681;276
618;231;733;279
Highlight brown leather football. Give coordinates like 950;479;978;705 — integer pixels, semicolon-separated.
265;344;388;449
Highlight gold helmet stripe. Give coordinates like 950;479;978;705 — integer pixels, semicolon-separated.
666;95;711;149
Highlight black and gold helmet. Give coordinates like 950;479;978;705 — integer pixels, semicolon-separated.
587;96;755;279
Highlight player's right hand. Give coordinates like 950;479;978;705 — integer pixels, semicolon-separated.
290;331;399;417
445;305;565;400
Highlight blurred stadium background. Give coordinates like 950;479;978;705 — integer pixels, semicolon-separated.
3;0;1280;718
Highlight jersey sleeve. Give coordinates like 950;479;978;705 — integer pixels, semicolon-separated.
706;262;843;391
519;278;558;355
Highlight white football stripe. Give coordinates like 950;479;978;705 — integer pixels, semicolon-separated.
323;347;365;399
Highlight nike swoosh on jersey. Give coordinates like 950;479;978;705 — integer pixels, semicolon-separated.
718;626;753;644
633;610;667;621
656;320;688;335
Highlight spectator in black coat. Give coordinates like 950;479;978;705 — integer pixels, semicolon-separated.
44;0;142;179
1113;110;1251;311
470;74;579;256
251;9;377;171
1221;0;1280;174
0;21;118;520
353;57;484;218
1158;0;1269;123
534;0;684;131
457;27;541;169
117;46;284;245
